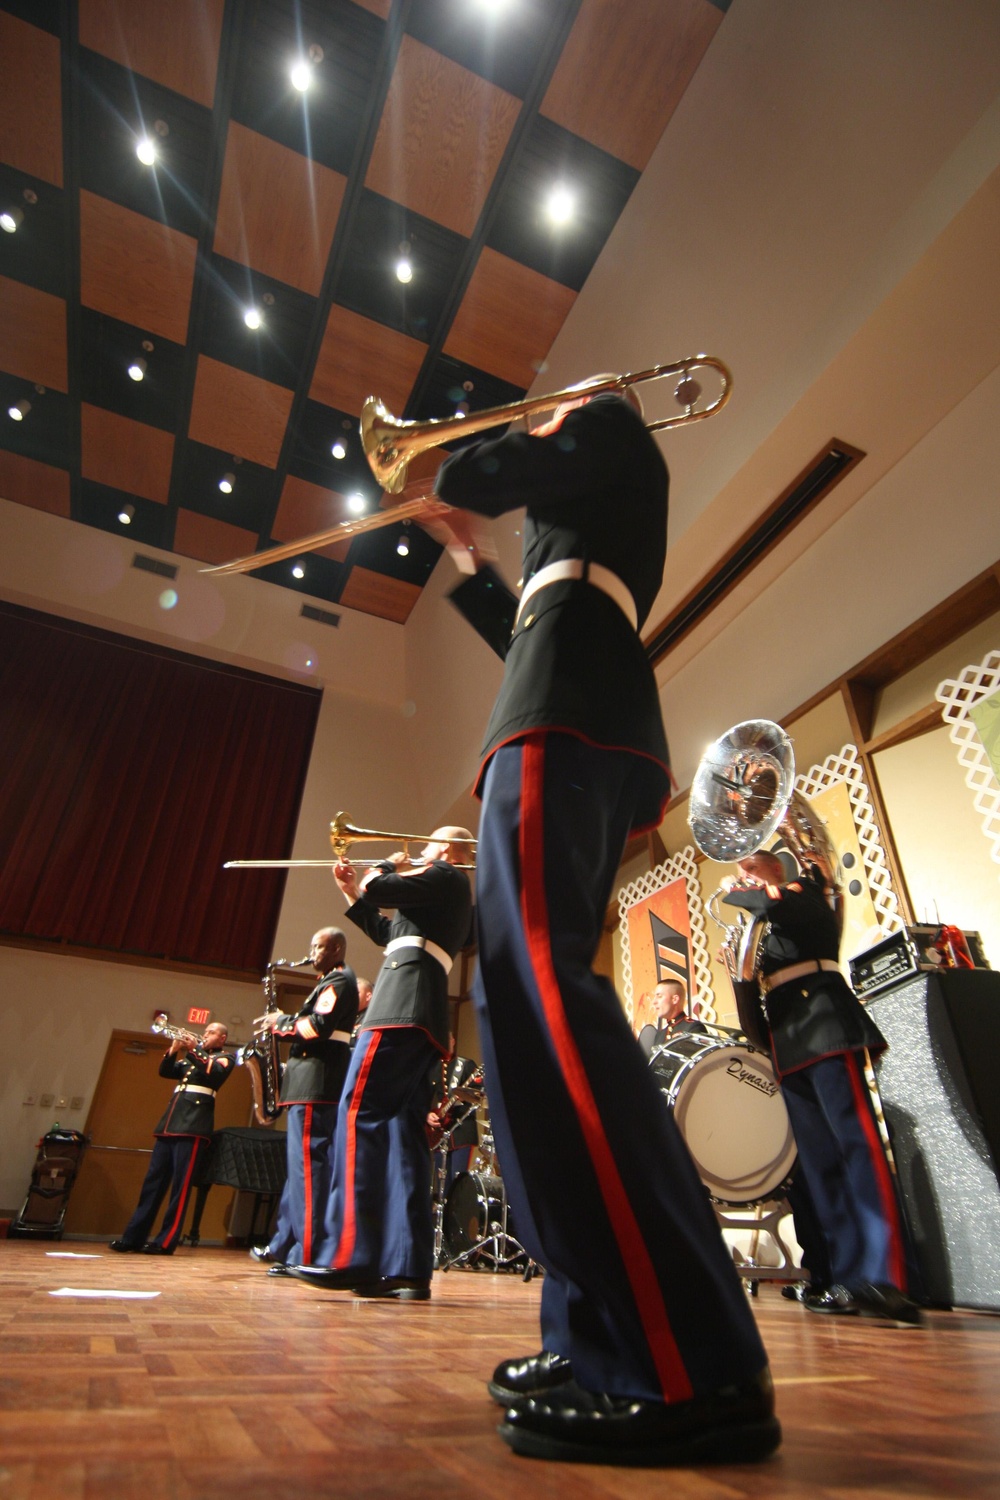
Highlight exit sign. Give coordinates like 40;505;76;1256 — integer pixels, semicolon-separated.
187;1007;211;1025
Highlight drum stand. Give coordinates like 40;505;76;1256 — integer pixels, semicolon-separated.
714;1196;799;1293
436;1120;538;1279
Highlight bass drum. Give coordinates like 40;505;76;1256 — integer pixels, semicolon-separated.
650;1034;796;1206
444;1171;515;1258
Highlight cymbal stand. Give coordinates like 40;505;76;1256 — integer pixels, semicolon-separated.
431;1100;478;1268
440;1118;539;1279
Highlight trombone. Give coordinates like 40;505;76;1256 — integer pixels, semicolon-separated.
202;355;731;577
224;811;477;871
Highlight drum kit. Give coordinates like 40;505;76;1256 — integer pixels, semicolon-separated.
432;1064;536;1277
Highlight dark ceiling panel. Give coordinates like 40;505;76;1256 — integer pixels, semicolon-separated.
346;513;442;585
0;165;68;298
486;115;640;291
78;477;171;550
286;394;377;499
0;372;72;468
334;187;467;342
171;439;277;536
231;0;386;177
413;353;524;425
77;48;214;239
198;253;318;389
79;307;186;433
254;549;349;606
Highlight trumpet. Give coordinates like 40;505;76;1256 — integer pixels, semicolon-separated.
224;812;476;872
202;356;731;575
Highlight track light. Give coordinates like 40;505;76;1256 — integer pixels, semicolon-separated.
396;534;410;557
8;399;30;421
244;307;262;330
127;358;146;382
347;493;366;514
545;183;575;226
331;441;346;460
219;473;235;494
136;137;157;166
292;562;305;579
0;207;24;233
118;504;135;524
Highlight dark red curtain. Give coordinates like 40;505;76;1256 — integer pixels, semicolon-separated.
0;602;321;971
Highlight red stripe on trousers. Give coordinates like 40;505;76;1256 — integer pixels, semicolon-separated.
333;1033;381;1270
163;1137;204;1248
844;1051;908;1291
301;1104;314;1265
519;736;693;1403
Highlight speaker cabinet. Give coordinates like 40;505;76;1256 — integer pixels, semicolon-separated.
868;970;1000;1310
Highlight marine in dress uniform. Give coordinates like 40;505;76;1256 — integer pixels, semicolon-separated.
290;832;473;1300
109;1022;232;1255
431;390;779;1466
637;979;708;1059
723;851;922;1323
252;928;358;1272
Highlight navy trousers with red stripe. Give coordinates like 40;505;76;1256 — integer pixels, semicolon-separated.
324;1027;438;1279
780;1051;911;1291
268;1102;338;1266
121;1134;207;1251
474;735;768;1404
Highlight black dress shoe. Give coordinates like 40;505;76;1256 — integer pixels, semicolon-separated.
498;1368;781;1466
267;1263;291;1277
248;1245;275;1264
489;1350;573;1405
802;1285;858;1315
285;1265;373;1291
353;1277;431;1301
848;1282;925;1326
781;1281;808;1302
108;1239;142;1252
141;1243;174;1256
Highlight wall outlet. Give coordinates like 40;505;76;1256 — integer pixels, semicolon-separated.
56;1097;67;1109
39;1093;55;1109
70;1096;84;1111
22;1095;36;1107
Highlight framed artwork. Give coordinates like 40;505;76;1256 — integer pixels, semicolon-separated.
618;848;716;1028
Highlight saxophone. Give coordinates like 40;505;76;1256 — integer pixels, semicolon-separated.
238;956;312;1126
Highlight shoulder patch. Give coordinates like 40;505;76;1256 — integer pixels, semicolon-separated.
314;992;335;1014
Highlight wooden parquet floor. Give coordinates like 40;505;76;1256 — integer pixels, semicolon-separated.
1;1242;998;1499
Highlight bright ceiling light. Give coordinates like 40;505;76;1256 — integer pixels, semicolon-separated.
118;504;135;524
331;441;346;460
8;399;30;421
219;472;235;494
244;307;262;330
127;358;146;382
395;256;413;284
136;137;157;166
347;492;366;514
396;534;410;557
545;183;575;226
292;563;305;579
0;207;24;233
290;58;314;91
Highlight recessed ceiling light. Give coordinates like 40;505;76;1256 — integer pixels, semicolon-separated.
244;307;262;330
290;58;313;91
292;563;305;579
545;183;575;226
127;358;146;382
136;137;157;166
347;492;366;514
331;441;346;460
0;207;24;233
396;534;410;557
395;256;413;284
8;399;30;421
219;472;235;494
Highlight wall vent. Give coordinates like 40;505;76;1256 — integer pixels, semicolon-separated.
301;603;341;628
646;439;865;667
132;553;178;580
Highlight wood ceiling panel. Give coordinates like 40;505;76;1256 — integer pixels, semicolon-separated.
0;450;71;519
0;13;63;187
365;36;520;237
188;356;294;469
272;476;352;563
79;0;225;109
80;191;197;345
542;0;724;171
311;305;426;417
0;275;67;392
353;0;391;16
173;509;260;565
81;403;174;504
444;247;576;390
339;566;420;624
214;124;347;297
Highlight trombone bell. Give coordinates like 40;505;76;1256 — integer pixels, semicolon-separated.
328;811;476;865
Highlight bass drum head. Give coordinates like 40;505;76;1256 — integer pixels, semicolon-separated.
668;1040;796;1205
444;1171;506;1256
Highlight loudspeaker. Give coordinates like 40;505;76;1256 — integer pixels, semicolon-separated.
868;970;1000;1310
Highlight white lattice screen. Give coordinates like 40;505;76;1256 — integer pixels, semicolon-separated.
935;649;1000;878
796;743;903;935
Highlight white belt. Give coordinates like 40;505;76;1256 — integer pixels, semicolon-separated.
385;936;453;975
174;1084;215;1097
515;559;638;631
331;1030;352;1045
761;959;841;994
